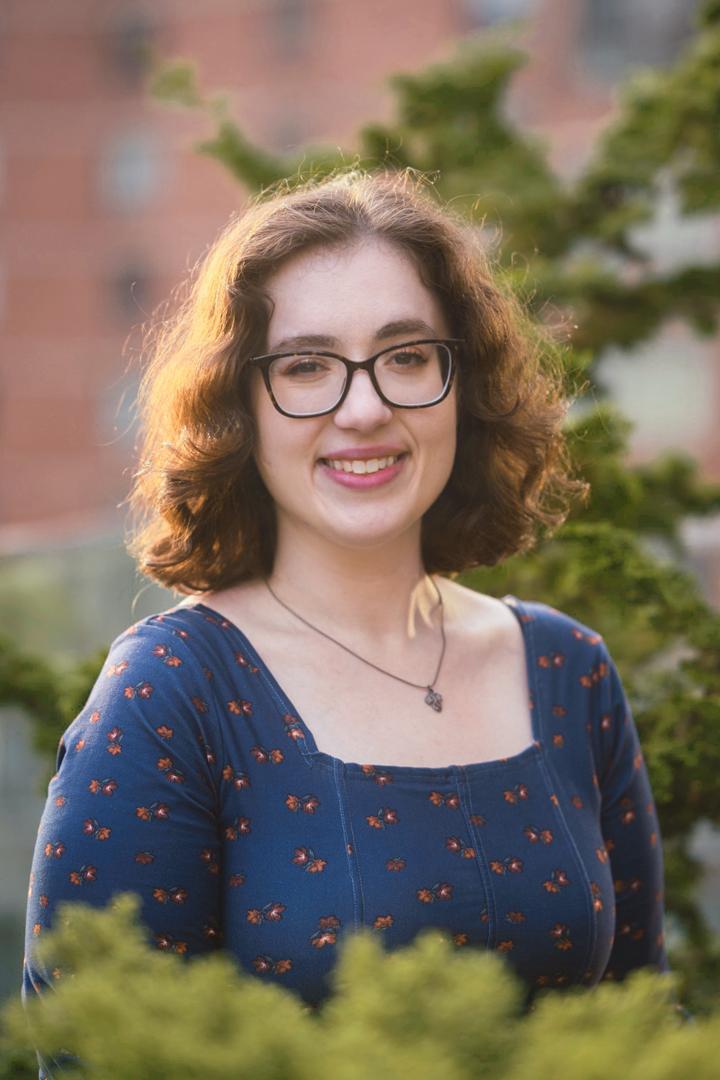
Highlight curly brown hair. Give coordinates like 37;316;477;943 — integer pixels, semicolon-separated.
127;168;588;593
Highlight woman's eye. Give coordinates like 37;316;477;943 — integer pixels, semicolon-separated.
388;349;425;367
282;357;328;377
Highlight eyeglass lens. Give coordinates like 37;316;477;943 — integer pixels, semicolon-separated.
267;342;452;416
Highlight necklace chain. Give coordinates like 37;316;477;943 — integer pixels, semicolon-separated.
263;576;446;712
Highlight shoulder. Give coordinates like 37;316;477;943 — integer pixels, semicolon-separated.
507;596;606;652
439;577;606;656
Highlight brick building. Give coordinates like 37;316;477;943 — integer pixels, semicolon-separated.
2;0;712;547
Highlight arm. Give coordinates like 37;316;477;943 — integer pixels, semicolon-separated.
23;620;226;1075
598;649;669;982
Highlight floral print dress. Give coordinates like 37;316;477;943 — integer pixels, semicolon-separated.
24;596;669;1076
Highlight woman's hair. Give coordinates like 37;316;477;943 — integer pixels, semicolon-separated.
128;167;589;592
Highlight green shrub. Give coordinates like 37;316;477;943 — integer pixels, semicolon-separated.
2;895;713;1080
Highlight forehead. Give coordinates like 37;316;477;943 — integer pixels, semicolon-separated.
263;238;448;348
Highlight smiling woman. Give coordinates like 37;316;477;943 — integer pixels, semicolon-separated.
23;169;671;1079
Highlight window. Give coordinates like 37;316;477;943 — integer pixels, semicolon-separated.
98;131;161;211
105;10;156;85
581;0;701;79
274;0;311;60
462;0;537;28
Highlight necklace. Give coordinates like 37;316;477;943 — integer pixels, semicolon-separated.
263;576;446;712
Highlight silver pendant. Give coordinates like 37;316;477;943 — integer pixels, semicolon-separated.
425;687;443;712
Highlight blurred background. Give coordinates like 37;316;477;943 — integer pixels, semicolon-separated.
1;0;718;1002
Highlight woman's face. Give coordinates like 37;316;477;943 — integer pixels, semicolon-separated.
250;237;458;560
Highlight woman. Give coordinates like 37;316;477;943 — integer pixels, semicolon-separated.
24;170;669;1063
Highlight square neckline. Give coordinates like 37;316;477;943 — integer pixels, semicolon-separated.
187;594;542;780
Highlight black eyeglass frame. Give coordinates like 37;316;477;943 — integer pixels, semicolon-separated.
248;338;463;418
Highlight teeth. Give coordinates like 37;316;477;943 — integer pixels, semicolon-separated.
324;454;402;474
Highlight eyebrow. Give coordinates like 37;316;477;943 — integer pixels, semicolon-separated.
267;319;439;354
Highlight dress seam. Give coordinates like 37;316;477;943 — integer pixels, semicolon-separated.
455;768;496;948
332;759;365;929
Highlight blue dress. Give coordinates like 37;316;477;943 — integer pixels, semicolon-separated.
23;596;669;1074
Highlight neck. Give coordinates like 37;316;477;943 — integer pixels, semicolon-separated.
267;526;441;648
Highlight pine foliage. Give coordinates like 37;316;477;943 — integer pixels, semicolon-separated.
2;897;714;1080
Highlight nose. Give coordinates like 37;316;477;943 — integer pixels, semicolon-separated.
332;368;393;430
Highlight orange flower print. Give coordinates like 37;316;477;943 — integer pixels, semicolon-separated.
69;865;97;886
191;696;208;714
251;746;285;764
123;681;153;700
469;813;486;827
453;932;469;946
619;797;636;825
136;801;170;822
506;911;527;924
552;705;567;718
490;857;524;875
579;660;608;689
282;713;304;741
417;882;454;903
156;756;185;784
88;777;118;796
89;710;101;724
228;873;245;887
373;915;394;929
311;927;337;948
152;644;183;667
543;868;571;893
386;857;406;871
224;817;252;840
366;807;399;829
590;882;604;911
153;886;188;905
134;851;155;865
446;836;476;858
82;818;111;841
285;793;320;813
54;795;66;807
428;790;460;808
107;660;129;678
44;841;65;859
552;733;565;748
247;901;286;924
227;699;253;716
222;765;251;790
155;933;188;954
497;940;514;952
523;825;554;844
155;725;173;740
538;652;565;669
310;915;343;950
202;920;222;944
293;846;327;873
549;923;573;950
252;955;292;975
106;726;123;755
503;784;529;804
235;652;259;674
199;847;220;874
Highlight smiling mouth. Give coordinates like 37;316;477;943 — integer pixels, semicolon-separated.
317;452;408;475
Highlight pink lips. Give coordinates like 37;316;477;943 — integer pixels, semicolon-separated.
318;454;408;489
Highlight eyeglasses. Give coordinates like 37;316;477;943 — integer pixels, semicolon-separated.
249;338;462;418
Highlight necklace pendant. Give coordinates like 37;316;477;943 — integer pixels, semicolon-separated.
425;687;443;712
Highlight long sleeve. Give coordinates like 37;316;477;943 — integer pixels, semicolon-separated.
597;649;669;982
23;619;227;1076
